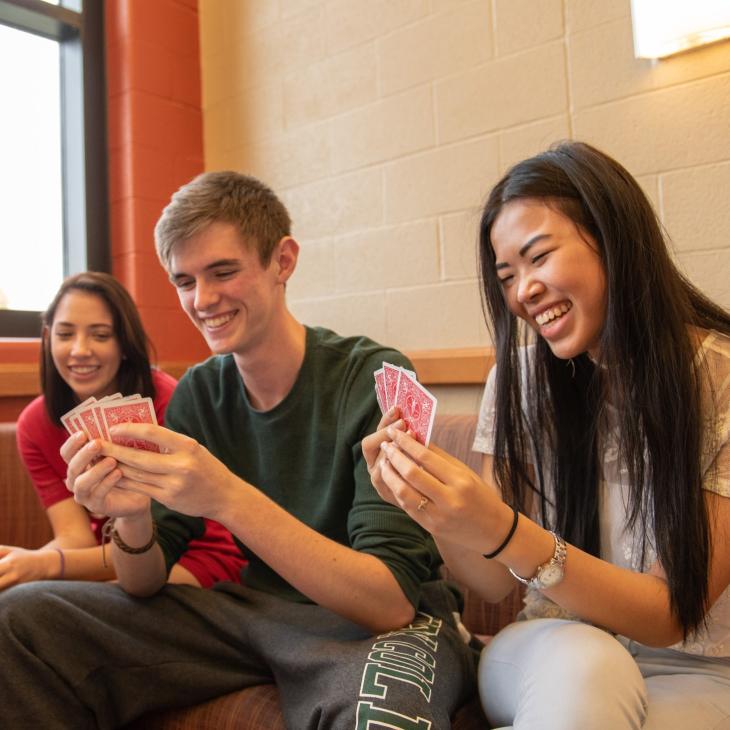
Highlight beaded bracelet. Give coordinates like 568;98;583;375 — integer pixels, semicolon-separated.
101;518;158;567
483;505;519;560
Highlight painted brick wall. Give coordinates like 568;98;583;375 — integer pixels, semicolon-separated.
106;0;209;363
198;0;730;353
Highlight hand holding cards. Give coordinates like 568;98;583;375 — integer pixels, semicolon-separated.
374;361;437;446
61;394;160;452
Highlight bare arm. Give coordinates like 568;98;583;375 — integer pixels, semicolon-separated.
430;455;516;604
62;433;169;595
0;496;114;590
69;426;414;631
378;429;730;647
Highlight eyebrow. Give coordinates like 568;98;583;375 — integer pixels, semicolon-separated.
169;258;241;284
495;234;551;271
54;322;113;330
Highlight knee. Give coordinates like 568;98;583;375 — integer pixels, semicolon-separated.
0;582;77;639
537;621;640;686
480;620;647;730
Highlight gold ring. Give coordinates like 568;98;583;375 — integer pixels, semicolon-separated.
417;496;429;511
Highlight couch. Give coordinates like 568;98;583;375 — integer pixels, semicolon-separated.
0;415;522;729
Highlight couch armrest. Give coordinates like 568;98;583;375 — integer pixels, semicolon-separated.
0;422;54;548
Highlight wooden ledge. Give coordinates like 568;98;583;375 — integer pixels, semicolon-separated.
0;348;495;399
407;347;494;385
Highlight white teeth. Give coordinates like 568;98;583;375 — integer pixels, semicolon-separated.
535;302;572;326
70;366;97;374
204;312;235;329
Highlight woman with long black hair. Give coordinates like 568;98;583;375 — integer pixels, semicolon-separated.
364;141;730;728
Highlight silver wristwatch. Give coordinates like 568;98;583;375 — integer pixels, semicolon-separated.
509;531;567;590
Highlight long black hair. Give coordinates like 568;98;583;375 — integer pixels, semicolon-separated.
41;272;156;424
478;140;730;637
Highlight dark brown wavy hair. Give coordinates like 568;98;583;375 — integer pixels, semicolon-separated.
478;140;730;638
41;272;156;424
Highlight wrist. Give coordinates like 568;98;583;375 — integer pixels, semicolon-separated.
483;504;519;559
45;548;65;579
482;501;518;556
110;514;155;546
207;471;246;524
509;531;567;590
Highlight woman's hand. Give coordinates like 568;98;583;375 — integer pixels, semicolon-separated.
362;407;406;507
61;431;150;519
0;546;62;591
378;427;513;555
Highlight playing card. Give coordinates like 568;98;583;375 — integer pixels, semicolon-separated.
100;397;159;452
382;362;401;411
91;404;110;439
60;397;97;437
374;368;387;414
76;404;104;441
393;370;437;447
61;411;83;436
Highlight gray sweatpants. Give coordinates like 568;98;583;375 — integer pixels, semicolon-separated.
0;578;477;730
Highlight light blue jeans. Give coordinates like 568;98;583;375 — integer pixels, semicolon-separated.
479;618;730;730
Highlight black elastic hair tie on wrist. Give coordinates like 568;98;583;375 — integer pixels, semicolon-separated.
483;505;519;559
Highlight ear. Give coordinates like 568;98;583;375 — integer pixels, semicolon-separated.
273;236;299;284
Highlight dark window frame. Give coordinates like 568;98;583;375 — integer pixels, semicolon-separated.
0;0;108;338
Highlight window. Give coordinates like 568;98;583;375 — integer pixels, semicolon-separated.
0;0;108;338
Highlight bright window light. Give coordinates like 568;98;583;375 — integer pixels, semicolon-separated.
631;0;730;59
0;23;64;312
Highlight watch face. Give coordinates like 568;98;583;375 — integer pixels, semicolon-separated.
537;563;564;588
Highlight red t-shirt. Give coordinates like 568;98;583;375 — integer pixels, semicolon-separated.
16;369;245;588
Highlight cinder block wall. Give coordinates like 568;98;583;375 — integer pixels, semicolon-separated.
199;0;730;354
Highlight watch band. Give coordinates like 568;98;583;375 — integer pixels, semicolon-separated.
509;531;567;590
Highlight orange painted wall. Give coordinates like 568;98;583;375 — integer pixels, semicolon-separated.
106;0;210;364
0;0;209;421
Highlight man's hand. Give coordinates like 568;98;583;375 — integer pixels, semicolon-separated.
93;423;239;520
61;431;150;519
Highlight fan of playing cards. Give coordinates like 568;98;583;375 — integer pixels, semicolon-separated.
374;362;438;447
61;394;160;452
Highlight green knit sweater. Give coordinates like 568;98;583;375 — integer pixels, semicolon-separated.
153;326;441;607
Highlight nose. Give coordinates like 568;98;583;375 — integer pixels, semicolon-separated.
193;278;220;312
516;273;544;305
70;335;92;357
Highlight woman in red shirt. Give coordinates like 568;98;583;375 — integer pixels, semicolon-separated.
3;272;246;590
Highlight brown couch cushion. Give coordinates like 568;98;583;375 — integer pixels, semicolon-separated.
0;422;53;548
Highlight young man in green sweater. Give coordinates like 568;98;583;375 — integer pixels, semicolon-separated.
0;172;477;729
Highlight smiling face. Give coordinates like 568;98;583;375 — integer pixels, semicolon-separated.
491;198;608;360
169;221;288;359
49;290;122;401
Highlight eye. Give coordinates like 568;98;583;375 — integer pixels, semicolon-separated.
175;278;195;291
531;251;549;264
54;331;73;340
498;275;514;287
215;269;238;279
93;333;112;342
